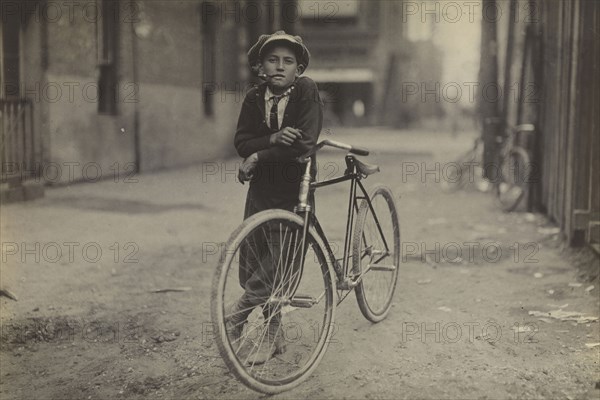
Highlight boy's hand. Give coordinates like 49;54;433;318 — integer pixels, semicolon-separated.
238;153;259;184
269;127;302;146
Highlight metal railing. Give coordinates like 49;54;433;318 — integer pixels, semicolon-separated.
1;99;37;184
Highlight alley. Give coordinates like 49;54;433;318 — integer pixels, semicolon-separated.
1;128;598;399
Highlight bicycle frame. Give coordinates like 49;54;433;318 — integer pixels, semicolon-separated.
294;154;390;297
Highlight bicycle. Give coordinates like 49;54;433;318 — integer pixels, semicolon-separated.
211;139;400;394
440;137;491;193
494;124;535;212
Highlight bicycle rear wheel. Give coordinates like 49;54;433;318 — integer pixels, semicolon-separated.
352;186;400;322
211;210;336;394
495;147;530;212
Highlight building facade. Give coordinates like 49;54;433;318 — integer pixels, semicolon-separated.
482;0;599;250
1;0;247;194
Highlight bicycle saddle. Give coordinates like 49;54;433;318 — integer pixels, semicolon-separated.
349;155;380;176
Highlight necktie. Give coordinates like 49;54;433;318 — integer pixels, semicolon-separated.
269;95;280;131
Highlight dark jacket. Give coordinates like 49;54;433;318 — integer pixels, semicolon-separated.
234;76;323;200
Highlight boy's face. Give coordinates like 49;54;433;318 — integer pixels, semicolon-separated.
260;45;300;94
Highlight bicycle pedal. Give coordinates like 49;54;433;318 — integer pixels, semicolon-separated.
290;294;317;308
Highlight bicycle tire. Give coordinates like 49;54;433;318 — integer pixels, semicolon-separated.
211;209;336;394
495;147;531;212
353;186;401;322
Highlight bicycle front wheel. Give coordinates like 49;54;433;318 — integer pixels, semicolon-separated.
495;147;530;212
353;185;401;322
211;209;336;394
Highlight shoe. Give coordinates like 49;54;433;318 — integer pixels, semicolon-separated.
225;319;244;348
224;301;249;349
244;318;286;365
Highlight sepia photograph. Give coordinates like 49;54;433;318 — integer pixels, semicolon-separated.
1;0;599;398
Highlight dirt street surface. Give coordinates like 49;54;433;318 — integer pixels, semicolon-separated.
1;128;598;399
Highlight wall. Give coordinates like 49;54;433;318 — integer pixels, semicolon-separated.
492;0;599;248
133;0;238;172
15;0;243;185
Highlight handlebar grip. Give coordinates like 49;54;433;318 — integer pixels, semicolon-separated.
350;146;369;156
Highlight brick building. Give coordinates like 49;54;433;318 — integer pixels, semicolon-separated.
1;0;246;195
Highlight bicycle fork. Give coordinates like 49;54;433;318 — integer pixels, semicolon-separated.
285;158;318;308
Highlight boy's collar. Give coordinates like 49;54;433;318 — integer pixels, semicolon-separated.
264;84;295;100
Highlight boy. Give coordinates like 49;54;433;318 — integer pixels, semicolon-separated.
229;31;323;363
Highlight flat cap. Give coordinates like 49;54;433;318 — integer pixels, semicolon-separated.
247;31;310;76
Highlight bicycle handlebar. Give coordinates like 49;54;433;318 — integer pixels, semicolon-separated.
348;145;370;156
484;117;535;134
298;139;370;161
506;123;535;132
503;123;535;138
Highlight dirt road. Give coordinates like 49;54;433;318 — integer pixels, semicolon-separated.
1;128;598;399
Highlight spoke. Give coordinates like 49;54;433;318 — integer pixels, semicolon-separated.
271;229;303;301
284;234;303;291
271;223;289;296
275;227;297;297
247;322;270;371
271;231;298;296
280;225;294;289
244;228;269;289
224;304;256;321
359;195;397;309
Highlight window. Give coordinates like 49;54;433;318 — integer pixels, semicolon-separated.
1;15;20;99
